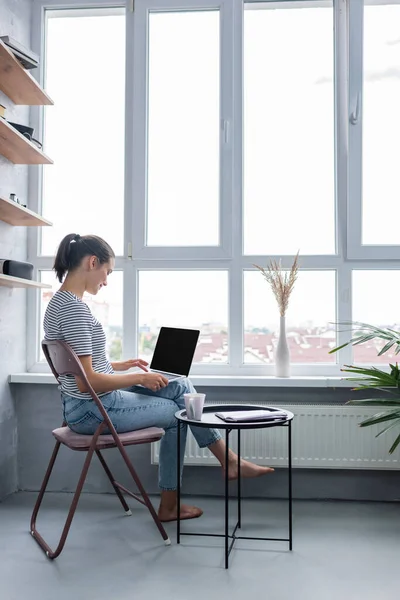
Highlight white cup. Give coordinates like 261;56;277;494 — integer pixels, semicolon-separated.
184;393;206;421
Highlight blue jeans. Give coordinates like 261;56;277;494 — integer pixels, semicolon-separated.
61;378;222;491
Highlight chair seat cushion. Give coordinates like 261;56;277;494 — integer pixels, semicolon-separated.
52;426;164;451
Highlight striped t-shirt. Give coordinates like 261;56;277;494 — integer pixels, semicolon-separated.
43;290;114;399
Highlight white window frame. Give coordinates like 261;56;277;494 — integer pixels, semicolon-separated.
28;0;400;377
130;0;234;260
27;0;127;372
347;0;400;259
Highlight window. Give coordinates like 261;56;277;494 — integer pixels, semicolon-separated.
39;271;123;362
244;1;335;255
147;11;220;246
362;3;400;246
348;0;400;258
244;271;336;364
352;270;400;364
29;0;400;377
41;9;125;256
29;6;126;368
138;271;229;363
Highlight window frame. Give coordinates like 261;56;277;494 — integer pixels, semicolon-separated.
28;0;127;372
28;0;400;377
347;0;400;259
130;0;234;259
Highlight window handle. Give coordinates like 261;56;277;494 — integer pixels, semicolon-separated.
222;119;230;144
350;92;361;125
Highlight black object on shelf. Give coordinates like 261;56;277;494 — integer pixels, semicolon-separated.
9;193;26;208
7;122;43;149
0;259;34;280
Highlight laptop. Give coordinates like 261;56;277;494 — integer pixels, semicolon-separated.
148;327;200;382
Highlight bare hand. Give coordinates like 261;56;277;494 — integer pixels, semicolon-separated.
113;358;149;372
141;372;169;392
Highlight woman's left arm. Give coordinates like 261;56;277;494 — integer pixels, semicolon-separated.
111;358;149;372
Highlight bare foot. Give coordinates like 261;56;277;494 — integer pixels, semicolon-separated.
226;458;274;481
158;504;203;522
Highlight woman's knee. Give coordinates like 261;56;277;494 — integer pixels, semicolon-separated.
173;377;195;396
161;403;181;430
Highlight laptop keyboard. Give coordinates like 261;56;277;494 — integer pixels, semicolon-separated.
152;370;182;381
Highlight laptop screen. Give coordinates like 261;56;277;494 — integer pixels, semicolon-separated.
150;327;200;376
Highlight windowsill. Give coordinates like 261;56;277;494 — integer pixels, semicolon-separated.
8;373;355;387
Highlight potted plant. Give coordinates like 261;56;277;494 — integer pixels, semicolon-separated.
330;322;400;454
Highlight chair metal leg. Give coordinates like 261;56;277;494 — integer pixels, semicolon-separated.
31;431;170;559
117;443;171;545
96;450;131;515
31;443;96;559
30;439;62;535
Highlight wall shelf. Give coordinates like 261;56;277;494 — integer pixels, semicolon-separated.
0;196;52;226
0;118;53;164
0;41;53;105
0;274;51;289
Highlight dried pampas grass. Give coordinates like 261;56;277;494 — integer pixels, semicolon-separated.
254;251;299;317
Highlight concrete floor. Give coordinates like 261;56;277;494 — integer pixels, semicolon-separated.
0;492;399;600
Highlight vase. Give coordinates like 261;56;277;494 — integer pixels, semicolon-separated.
275;316;290;377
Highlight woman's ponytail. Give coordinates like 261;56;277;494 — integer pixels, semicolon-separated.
53;233;78;282
53;233;115;282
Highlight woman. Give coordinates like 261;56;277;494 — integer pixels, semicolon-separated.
44;233;273;522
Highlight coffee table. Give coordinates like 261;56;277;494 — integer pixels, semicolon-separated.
175;404;294;568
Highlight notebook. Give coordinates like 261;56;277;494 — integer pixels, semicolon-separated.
148;327;200;382
215;410;288;423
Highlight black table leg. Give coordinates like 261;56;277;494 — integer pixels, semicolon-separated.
177;420;181;544
237;428;241;529
288;420;292;551
225;428;230;569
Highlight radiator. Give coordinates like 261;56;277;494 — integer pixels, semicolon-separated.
151;404;400;470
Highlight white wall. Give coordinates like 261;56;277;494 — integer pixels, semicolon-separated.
0;0;32;499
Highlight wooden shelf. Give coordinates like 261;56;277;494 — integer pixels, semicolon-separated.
0;196;52;226
0;41;53;105
0;274;51;289
0;118;53;164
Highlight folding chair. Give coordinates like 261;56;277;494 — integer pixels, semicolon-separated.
30;339;170;559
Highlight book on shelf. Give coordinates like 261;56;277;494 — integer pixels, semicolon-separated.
0;35;39;69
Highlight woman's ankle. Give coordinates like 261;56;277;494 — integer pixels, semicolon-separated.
159;490;178;510
207;439;237;467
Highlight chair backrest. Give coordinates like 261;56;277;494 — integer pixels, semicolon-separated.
42;339;110;423
43;339;85;380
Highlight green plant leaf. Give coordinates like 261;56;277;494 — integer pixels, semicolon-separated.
329;320;400;454
359;410;400;427
328;342;348;354
378;341;396;356
352;334;378;346
341;365;390;377
329;321;400;356
375;418;400;438
389;433;400;454
340;365;397;388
